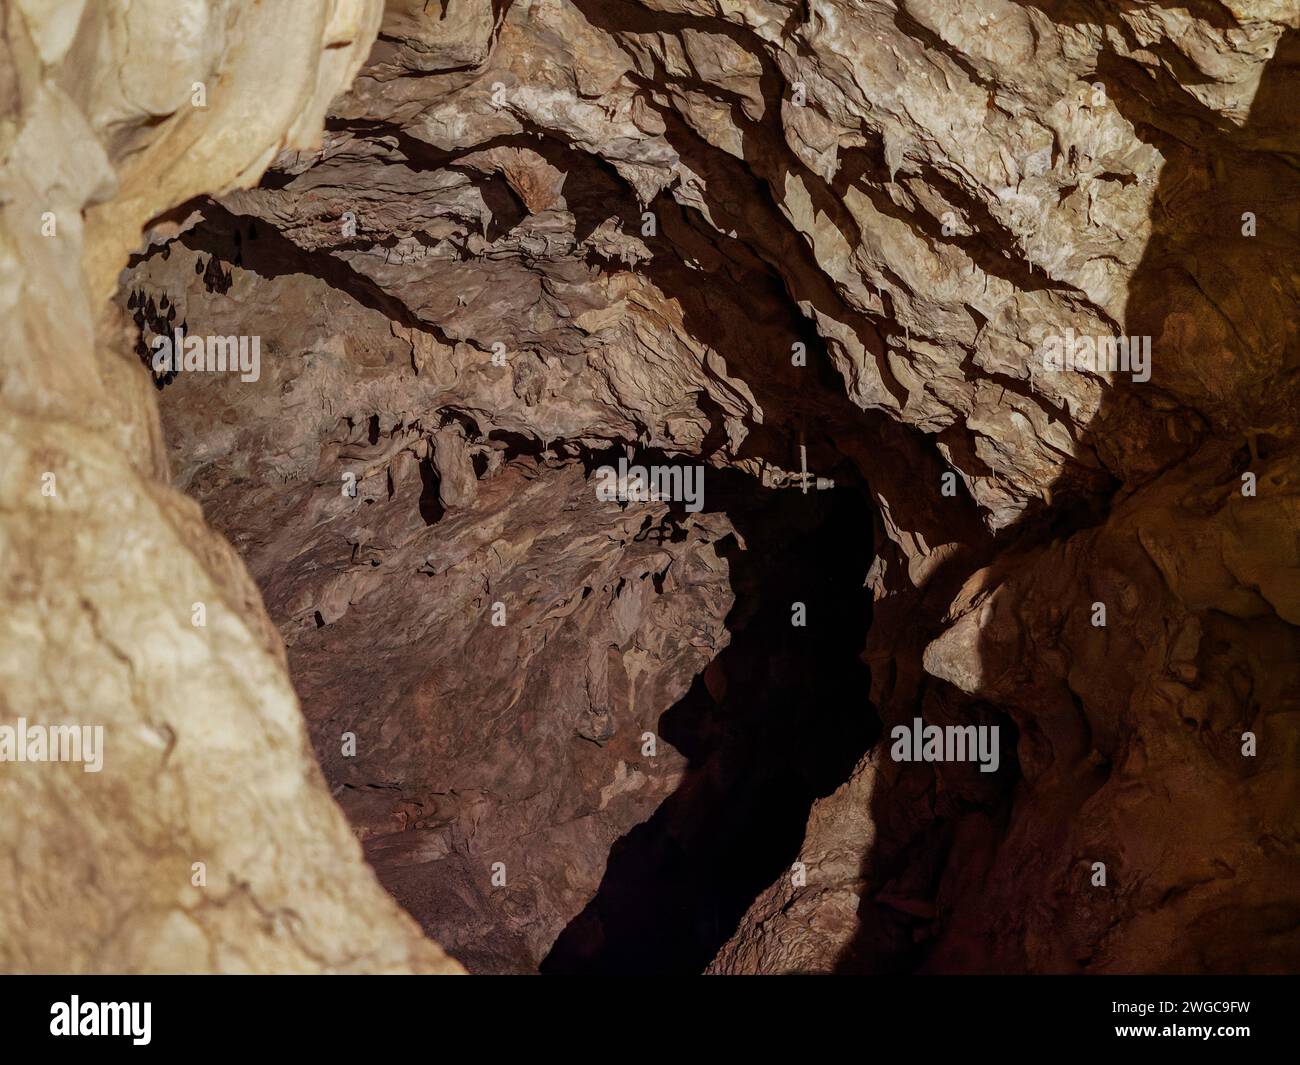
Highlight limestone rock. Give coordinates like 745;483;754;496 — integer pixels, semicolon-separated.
0;0;458;974
9;0;1300;977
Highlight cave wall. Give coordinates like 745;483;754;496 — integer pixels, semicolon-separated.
4;0;1299;975
0;0;458;973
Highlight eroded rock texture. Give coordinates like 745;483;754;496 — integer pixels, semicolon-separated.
14;0;1300;975
0;0;459;973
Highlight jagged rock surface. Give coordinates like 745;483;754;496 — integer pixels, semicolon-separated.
0;0;459;973
58;0;1300;973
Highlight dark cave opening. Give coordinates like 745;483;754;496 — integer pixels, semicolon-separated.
119;178;946;972
116;94;1026;974
116;166;1033;973
542;464;880;974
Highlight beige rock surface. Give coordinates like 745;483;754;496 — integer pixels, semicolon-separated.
0;0;458;973
8;0;1300;975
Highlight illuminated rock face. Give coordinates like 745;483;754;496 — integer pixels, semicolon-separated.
0;0;458;974
6;0;1299;974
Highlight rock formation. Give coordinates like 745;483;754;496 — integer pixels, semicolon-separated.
4;0;1298;974
0;0;457;974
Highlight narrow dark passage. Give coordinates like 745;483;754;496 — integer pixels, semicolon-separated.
543;466;880;973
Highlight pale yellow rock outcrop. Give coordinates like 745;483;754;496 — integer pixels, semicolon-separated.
0;0;460;974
